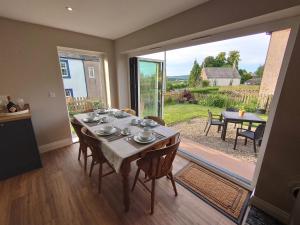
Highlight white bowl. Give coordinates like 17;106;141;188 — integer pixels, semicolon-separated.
143;119;153;125
102;125;114;133
138;131;153;140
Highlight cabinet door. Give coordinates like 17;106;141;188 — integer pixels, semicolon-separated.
0;119;42;179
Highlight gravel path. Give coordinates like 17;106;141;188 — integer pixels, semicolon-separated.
170;118;258;163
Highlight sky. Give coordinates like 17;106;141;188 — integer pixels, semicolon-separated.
140;33;271;76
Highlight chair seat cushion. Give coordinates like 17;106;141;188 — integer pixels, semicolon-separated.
239;130;255;139
211;119;224;125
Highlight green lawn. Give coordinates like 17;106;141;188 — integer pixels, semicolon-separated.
163;104;268;125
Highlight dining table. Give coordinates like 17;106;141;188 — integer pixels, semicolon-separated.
221;111;266;141
74;110;178;212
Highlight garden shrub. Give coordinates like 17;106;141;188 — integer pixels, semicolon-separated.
164;96;176;105
201;80;210;87
190;87;219;94
199;94;229;108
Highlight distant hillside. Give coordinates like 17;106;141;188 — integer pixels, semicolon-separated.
167;75;189;81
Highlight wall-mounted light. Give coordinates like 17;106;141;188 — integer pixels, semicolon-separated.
66;7;73;12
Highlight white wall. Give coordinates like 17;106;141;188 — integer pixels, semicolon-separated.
62;59;87;97
208;78;240;86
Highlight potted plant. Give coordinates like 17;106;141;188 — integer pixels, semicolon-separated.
239;106;246;117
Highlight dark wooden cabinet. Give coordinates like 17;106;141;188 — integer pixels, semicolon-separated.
0;117;42;180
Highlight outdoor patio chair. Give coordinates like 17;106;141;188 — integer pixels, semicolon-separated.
204;110;224;136
233;124;265;153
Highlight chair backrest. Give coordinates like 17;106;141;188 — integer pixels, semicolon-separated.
81;127;103;162
254;124;266;140
226;107;238;112
71;118;84;142
144;116;166;126
141;134;180;179
121;108;136;116
207;110;213;122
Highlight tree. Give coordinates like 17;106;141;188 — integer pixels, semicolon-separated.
226;50;240;68
239;69;253;84
188;60;202;87
215;52;226;67
203;56;216;67
255;65;265;77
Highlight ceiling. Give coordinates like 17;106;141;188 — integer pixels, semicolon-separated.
0;0;209;39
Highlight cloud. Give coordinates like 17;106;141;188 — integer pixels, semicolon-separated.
141;32;270;76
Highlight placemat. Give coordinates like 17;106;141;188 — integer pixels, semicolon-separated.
124;132;166;149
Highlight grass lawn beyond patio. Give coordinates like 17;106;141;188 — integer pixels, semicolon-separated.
163;104;268;125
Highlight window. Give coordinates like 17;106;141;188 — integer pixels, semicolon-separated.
88;67;95;78
65;89;73;97
60;60;70;78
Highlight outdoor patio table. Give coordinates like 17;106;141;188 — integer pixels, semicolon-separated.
221;111;266;141
74;111;178;212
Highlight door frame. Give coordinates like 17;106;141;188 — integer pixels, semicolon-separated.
137;57;165;117
127;16;300;191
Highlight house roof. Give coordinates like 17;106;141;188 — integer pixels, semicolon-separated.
245;77;262;85
202;67;241;79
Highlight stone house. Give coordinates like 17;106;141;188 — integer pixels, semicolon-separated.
201;67;241;86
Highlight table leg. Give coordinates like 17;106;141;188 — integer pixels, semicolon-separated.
222;120;228;141
248;122;253;130
121;160;131;212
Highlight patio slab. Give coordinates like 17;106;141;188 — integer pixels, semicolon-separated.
180;137;255;181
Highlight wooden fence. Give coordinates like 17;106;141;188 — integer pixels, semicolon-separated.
66;97;104;114
164;91;273;112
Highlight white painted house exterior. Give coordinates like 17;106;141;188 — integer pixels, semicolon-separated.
60;58;88;97
201;67;241;86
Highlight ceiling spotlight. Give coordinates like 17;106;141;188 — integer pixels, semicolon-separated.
66;7;73;11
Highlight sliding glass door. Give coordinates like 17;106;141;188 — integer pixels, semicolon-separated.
138;58;164;118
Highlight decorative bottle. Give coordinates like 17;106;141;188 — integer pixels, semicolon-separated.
6;96;18;113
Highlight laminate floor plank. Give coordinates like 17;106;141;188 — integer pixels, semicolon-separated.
0;143;236;225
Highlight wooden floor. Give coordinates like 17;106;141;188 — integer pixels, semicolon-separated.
0;143;236;225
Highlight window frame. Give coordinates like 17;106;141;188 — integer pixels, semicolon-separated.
88;66;95;78
60;59;71;78
65;88;74;97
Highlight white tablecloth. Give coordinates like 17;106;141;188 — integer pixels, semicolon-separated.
74;113;178;173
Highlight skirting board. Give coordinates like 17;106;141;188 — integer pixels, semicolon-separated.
39;138;73;154
250;195;290;224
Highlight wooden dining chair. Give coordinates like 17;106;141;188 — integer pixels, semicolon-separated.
70;118;91;171
81;127;115;193
204;110;224;136
121;108;136;116
144;116;166;126
131;134;180;214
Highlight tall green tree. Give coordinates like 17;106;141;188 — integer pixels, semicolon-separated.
226;50;240;68
188;60;202;87
255;65;265;77
215;52;226;67
203;56;216;67
239;69;253;84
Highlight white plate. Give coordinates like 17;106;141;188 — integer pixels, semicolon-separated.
97;111;107;114
83;117;101;123
121;130;131;136
140;121;158;127
114;111;129;118
95;127;117;136
133;135;156;144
